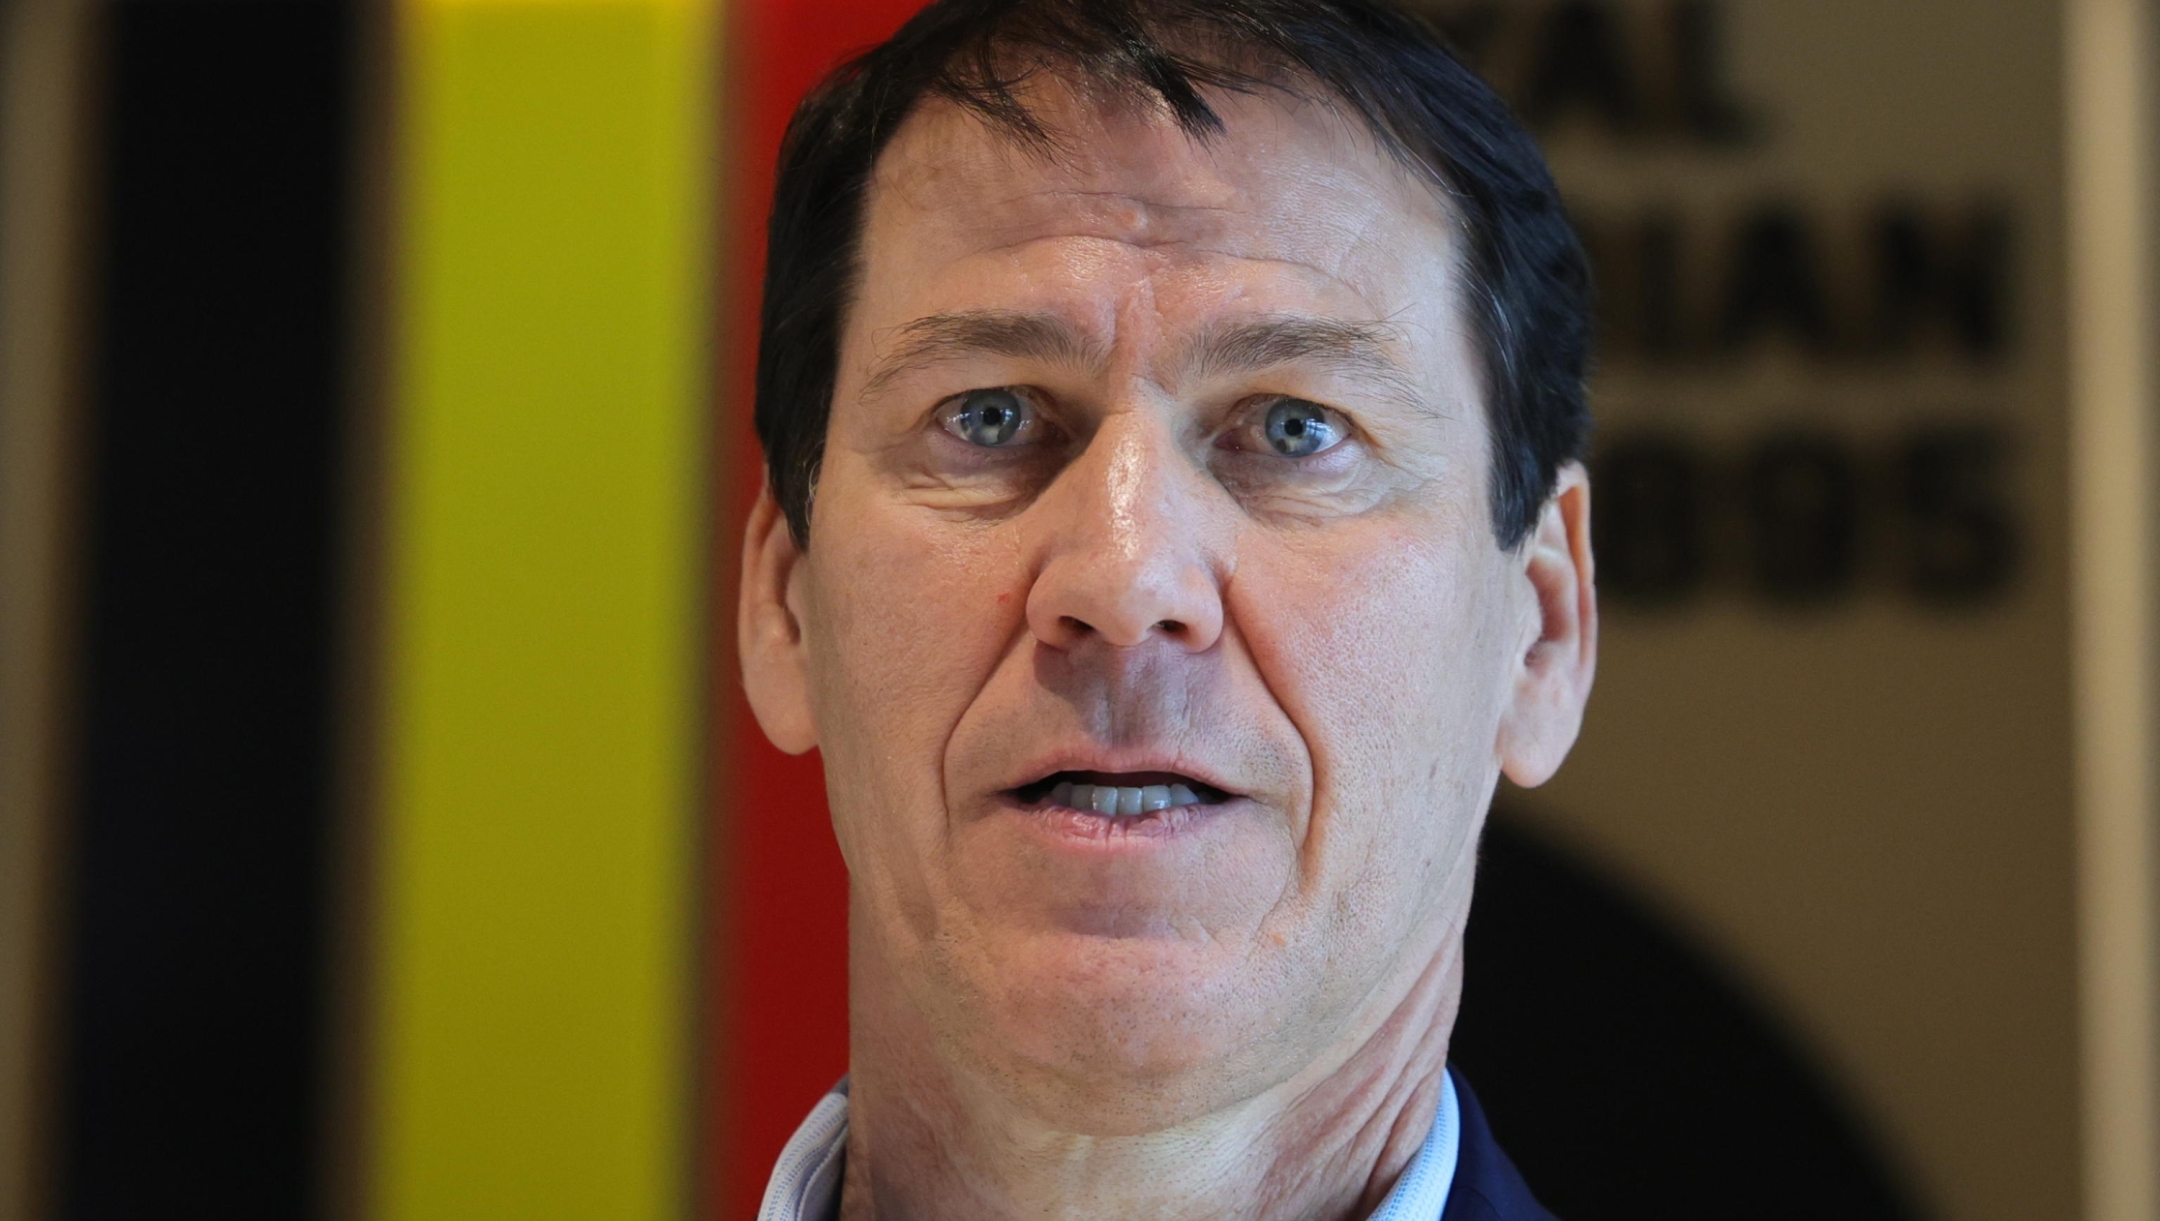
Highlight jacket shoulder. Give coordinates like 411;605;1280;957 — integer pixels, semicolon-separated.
1441;1070;1559;1221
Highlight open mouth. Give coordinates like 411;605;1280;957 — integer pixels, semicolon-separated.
1012;770;1233;818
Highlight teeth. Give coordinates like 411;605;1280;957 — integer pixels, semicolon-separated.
1049;780;1211;816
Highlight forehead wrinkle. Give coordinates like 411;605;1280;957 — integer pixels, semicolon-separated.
958;226;1404;325
966;210;1248;269
1014;198;1241;255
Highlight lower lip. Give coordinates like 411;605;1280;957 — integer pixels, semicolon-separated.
1006;794;1235;845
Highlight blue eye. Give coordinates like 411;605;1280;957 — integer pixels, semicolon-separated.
942;388;1035;448
1263;399;1343;457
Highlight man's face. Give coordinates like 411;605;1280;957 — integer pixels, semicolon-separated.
742;82;1592;1131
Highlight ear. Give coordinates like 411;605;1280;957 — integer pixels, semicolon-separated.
738;481;819;754
1497;460;1597;787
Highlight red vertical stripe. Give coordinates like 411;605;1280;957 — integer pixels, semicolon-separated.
715;2;925;1216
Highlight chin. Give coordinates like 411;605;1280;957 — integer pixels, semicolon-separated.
933;927;1338;1133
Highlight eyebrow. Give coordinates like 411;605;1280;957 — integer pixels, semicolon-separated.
860;310;1107;399
1179;314;1411;386
1181;314;1435;422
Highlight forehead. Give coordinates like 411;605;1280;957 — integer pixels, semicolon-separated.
853;82;1464;341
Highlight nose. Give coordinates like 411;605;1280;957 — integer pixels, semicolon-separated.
1025;414;1226;653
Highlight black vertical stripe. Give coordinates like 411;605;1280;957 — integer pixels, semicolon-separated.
58;4;353;1217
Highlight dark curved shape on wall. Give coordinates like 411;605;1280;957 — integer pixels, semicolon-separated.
1452;810;1926;1220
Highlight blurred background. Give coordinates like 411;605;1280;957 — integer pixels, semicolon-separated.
0;0;2152;1218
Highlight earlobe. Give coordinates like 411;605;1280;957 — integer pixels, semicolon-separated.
738;483;820;755
1497;461;1598;788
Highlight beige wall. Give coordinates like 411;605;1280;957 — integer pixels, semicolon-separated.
1443;3;2084;1219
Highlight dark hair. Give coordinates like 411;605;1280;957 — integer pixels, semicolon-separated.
756;0;1592;549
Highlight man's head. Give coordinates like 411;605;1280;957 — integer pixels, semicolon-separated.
740;0;1596;1136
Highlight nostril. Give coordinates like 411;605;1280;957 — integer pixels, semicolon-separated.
1157;619;1185;636
1061;615;1095;638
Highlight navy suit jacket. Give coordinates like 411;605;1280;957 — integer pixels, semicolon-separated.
1442;1072;1559;1221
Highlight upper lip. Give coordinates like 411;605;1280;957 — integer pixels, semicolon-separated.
995;747;1245;800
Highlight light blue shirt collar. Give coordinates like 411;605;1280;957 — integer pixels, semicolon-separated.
757;1072;1462;1221
1371;1070;1462;1221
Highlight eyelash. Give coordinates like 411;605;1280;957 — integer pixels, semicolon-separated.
1219;396;1357;458
933;387;1057;453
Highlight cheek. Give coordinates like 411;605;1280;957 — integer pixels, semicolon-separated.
803;480;1026;849
1230;512;1514;864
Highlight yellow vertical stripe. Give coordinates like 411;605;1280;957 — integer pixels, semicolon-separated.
374;0;709;1217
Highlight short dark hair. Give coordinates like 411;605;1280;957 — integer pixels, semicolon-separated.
756;0;1592;549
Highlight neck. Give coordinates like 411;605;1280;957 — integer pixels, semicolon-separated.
837;929;1463;1221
